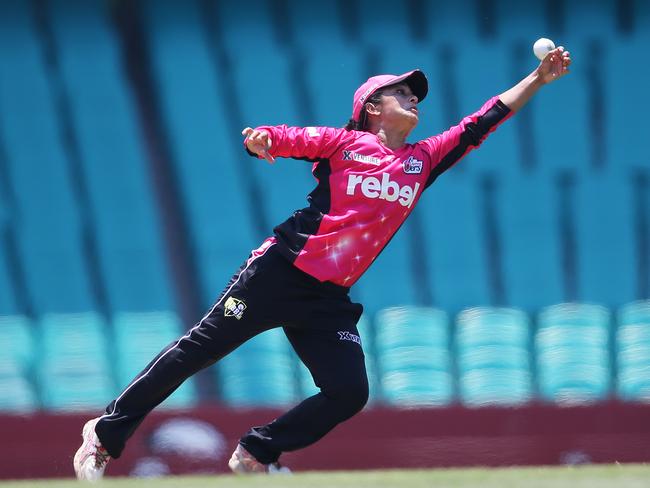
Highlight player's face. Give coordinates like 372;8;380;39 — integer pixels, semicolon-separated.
377;82;419;128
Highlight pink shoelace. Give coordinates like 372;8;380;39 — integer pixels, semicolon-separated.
92;445;110;469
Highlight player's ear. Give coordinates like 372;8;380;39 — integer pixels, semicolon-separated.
365;102;381;116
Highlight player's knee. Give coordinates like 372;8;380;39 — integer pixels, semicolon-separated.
325;377;369;416
347;382;369;414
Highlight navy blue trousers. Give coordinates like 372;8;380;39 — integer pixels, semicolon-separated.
95;242;368;464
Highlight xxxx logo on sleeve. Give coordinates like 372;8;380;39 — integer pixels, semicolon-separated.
224;296;247;320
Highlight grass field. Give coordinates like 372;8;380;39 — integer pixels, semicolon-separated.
2;465;650;488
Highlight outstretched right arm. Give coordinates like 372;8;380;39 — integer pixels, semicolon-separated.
242;125;349;163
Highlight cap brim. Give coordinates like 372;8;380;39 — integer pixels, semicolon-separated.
402;70;428;103
379;70;428;103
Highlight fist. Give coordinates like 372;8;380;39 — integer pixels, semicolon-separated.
242;127;275;163
537;46;571;84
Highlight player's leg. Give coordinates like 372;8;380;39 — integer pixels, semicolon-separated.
237;323;368;466
94;306;261;459
74;241;276;480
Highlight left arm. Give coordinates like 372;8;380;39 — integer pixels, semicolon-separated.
418;46;571;187
499;46;571;112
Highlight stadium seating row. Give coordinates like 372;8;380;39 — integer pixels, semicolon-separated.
0;0;173;317
0;311;196;412
1;300;649;413
0;0;648;321
216;0;649;47
0;0;648;414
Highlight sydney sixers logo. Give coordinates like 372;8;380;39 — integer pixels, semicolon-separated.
403;156;423;174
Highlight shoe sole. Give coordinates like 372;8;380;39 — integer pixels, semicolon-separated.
73;418;99;479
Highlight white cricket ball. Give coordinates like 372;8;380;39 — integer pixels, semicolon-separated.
533;38;555;60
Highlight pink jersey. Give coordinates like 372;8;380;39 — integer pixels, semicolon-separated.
248;96;512;287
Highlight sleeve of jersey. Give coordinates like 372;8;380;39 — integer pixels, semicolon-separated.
420;96;513;188
245;125;346;161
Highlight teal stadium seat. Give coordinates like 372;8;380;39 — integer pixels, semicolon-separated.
301;45;365;128
498;171;564;311
496;0;548;42
420;172;492;312
0;315;33;368
113;311;198;409
423;1;481;41
0;231;20;316
635;0;650;40
221;46;316;232
575;169;636;308
285;0;363;136
536;303;612;404
375;307;453;407
531;41;591;175
38;313;115;411
142;0;259;305
228;50;316;224
357;0;415;50
143;1;259;305
454;39;519;176
606;36;650;172
564;0;618;38
456;307;533;406
558;4;615;174
0;315;37;412
616;300;650;402
212;0;279;52
217;328;298;407
47;0;175;312
212;0;317;236
0;193;15;315
285;0;349;49
0;1;95;313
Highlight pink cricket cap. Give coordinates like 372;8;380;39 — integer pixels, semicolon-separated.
351;69;428;122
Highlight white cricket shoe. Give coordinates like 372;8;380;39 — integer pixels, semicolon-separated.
228;444;291;475
73;418;111;481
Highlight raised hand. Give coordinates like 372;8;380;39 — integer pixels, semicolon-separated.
537;46;571;84
242;127;275;163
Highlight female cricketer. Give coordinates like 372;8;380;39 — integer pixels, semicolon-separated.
74;46;571;479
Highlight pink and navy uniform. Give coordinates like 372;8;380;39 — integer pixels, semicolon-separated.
257;96;513;287
94;94;514;468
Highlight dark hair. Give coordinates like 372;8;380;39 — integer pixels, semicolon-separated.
344;89;384;131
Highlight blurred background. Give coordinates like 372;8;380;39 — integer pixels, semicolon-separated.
0;0;649;479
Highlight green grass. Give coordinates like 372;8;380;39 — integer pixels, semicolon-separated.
2;465;650;488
